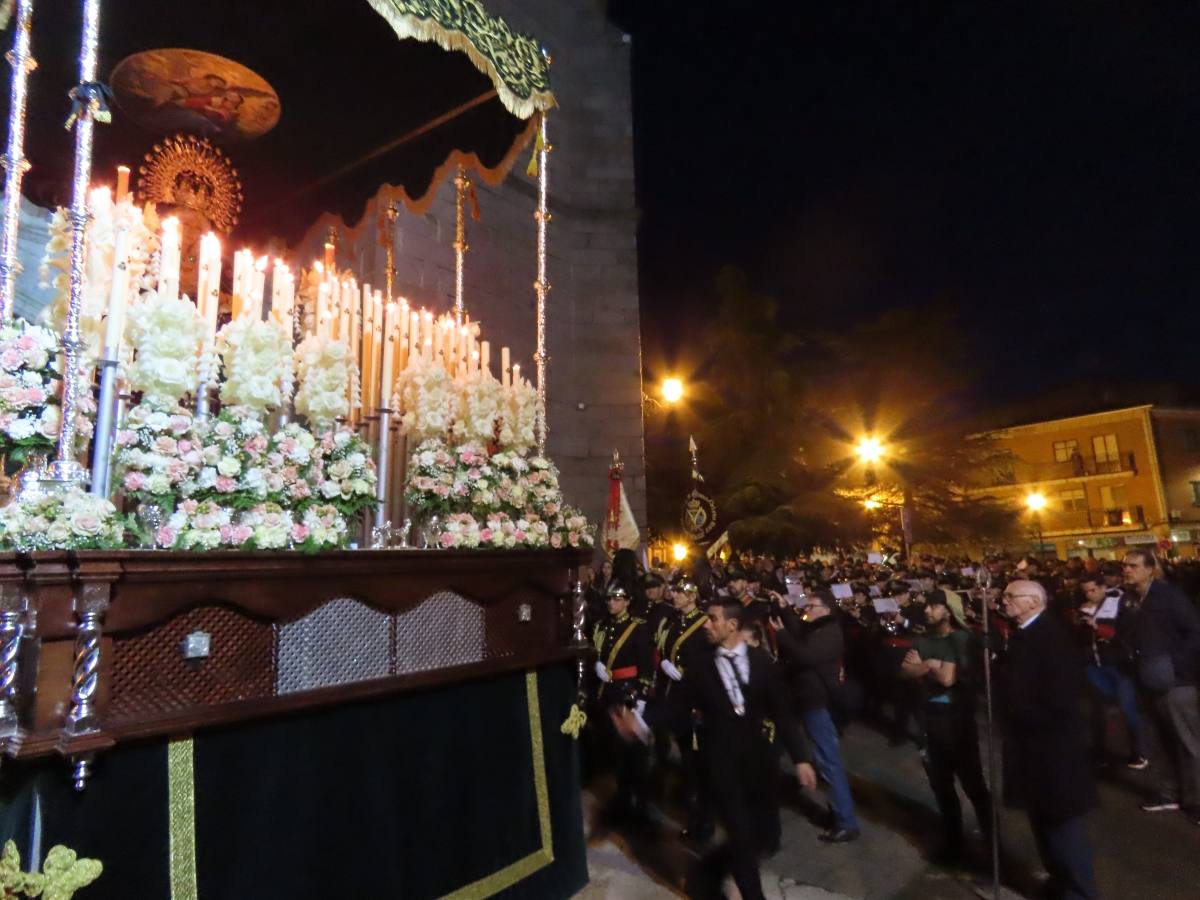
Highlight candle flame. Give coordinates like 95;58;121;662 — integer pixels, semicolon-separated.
255;255;269;272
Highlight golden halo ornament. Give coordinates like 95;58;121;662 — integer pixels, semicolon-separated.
137;134;244;234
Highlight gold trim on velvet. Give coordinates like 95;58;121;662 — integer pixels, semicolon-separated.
440;670;555;899
365;0;556;120
167;738;199;900
164;671;555;900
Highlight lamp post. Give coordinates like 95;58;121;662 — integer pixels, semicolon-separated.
856;436;914;558
1025;491;1047;555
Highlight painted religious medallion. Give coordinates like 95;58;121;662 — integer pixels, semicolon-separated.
111;49;281;143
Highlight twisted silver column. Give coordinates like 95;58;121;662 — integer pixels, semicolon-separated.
0;0;37;320
66;607;101;735
48;0;103;483
0;607;22;740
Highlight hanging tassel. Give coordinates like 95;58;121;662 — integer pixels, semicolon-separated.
526;120;545;177
560;703;587;739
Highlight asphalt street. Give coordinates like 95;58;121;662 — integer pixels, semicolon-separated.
581;709;1200;899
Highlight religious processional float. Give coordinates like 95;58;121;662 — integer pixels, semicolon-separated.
0;185;592;554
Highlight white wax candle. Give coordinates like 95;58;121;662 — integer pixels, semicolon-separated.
231;249;251;320
501;347;510;387
361;294;376;410
380;301;397;408
199;233;221;340
481;341;490;377
102;227;130;356
160;217;181;303
316;282;331;336
251;256;268;322
512;363;520;388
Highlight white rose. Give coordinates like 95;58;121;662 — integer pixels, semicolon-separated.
347;452;365;468
217;457;241;477
320;480;341;499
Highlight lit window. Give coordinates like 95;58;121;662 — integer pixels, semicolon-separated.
1053;440;1078;463
1093;433;1119;463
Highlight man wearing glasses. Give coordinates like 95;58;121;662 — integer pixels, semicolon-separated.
997;578;1098;900
1120;549;1200;823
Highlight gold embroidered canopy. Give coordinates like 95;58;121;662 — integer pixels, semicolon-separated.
366;0;556;119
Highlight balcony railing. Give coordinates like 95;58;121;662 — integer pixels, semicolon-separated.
988;452;1137;487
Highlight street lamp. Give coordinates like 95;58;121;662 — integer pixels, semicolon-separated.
863;498;881;510
672;542;688;562
661;377;684;405
1025;492;1047;554
855;436;885;465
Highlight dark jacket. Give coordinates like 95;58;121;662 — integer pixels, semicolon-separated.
649;643;810;766
997;611;1096;818
775;614;843;711
1122;579;1200;685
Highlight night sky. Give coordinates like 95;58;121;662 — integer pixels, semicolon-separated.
610;1;1200;415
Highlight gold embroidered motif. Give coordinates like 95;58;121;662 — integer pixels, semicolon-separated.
0;840;102;900
670;614;707;666
167;738;198;900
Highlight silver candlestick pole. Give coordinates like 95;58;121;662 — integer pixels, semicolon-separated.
374;405;391;538
533;109;551;456
0;0;37;320
48;0;105;484
88;357;117;496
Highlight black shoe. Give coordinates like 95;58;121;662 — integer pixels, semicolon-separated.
818;827;860;844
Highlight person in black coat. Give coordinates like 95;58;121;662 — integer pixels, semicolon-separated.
615;597;817;900
997;578;1098;900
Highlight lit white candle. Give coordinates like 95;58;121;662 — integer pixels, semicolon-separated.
360;293;375;409
380;301;397;409
159;216;181;303
408;310;419;361
230;249;252;320
371;291;384;401
115;166;130;204
250;255;268;322
198;233;221;340
512;363;520;387
501;346;510;387
101;226;130;356
481;340;491;378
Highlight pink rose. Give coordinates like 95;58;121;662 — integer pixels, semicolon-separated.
291;524;310;542
169;416;191;435
219;524;233;542
232;525;253;544
0;349;21;368
216;475;236;493
439;532;457;548
480;528;493;542
124;472;147;490
515;530;526;542
155;526;176;548
14;335;34;350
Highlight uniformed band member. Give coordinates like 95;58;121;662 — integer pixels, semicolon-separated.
654;577;714;840
594;582;654;818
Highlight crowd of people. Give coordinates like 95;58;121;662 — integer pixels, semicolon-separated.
579;545;1200;900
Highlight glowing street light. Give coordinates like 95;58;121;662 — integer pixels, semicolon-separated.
672;542;688;562
863;498;881;510
661;377;684;405
1025;492;1047;554
855;436;885;465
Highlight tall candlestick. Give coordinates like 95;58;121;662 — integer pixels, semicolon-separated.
115;164;129;203
380;301;397;407
159;216;181;303
0;0;37;321
197;233;221;338
101;226;129;356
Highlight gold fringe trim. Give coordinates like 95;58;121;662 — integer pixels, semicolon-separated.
441;670;555;899
167;738;199;900
560;702;587;739
366;0;557;120
301;116;536;257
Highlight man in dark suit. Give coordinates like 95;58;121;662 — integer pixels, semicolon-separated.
615;597;817;900
997;578;1098;900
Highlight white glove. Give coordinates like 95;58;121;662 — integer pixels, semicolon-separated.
631;701;651;744
594;660;611;683
634;699;646;719
660;659;683;682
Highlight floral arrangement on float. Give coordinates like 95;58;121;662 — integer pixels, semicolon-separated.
400;355;594;549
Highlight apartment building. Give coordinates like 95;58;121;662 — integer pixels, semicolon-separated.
971;405;1200;559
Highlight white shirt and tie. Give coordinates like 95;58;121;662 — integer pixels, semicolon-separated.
716;640;750;715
